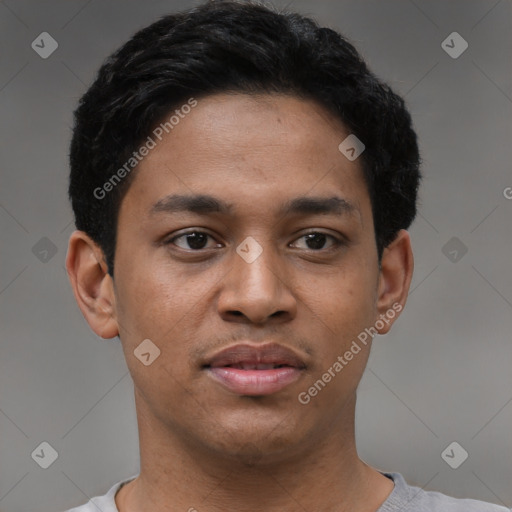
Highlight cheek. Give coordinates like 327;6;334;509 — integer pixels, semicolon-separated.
116;242;172;314
302;280;375;407
114;267;197;401
114;254;218;362
335;286;375;333
113;262;176;359
314;264;377;339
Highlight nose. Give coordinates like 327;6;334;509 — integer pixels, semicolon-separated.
217;243;297;325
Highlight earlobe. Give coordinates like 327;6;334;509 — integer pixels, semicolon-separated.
375;229;414;335
66;230;119;339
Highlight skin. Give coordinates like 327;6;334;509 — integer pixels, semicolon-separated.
66;93;414;512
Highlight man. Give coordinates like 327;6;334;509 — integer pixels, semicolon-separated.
64;1;509;511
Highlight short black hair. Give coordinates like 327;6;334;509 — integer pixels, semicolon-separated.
69;0;421;276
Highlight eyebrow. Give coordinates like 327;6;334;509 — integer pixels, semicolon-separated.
150;193;359;219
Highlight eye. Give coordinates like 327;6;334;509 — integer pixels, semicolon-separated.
165;230;344;252
167;230;221;251
290;231;342;251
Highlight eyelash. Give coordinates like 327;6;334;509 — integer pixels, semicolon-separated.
164;230;345;252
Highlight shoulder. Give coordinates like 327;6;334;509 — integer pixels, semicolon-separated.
379;472;510;512
62;475;138;512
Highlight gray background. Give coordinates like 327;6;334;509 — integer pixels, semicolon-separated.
1;0;511;510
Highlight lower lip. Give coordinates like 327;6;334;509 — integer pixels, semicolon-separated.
206;367;302;396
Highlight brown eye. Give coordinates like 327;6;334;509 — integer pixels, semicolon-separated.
168;231;220;251
291;232;341;251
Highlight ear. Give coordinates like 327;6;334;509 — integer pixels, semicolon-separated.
65;230;119;339
375;229;414;335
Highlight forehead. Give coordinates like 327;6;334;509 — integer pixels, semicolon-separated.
119;92;371;224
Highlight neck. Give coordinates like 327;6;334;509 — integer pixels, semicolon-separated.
116;391;394;512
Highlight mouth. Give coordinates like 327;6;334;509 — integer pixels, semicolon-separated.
203;343;306;396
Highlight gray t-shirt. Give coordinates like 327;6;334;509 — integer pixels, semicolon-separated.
65;471;510;512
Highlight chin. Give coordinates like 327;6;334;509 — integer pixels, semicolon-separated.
195;411;309;464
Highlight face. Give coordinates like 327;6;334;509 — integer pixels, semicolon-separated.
81;93;406;463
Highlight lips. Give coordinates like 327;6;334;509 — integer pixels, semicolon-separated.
203;343;306;396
